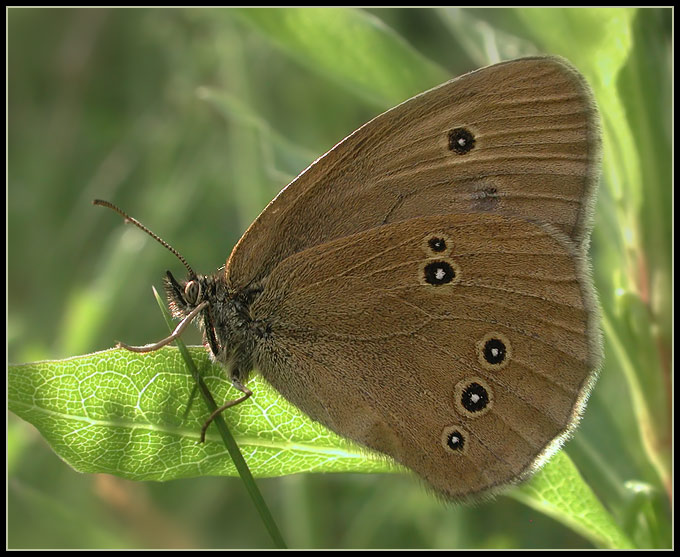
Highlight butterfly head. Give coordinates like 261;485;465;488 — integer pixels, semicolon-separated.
163;270;226;360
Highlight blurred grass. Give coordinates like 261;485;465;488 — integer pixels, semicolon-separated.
8;7;671;549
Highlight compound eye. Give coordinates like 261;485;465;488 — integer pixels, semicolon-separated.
184;280;201;305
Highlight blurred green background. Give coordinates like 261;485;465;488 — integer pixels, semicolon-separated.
8;7;672;549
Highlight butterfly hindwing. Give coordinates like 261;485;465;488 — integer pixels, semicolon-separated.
250;212;599;499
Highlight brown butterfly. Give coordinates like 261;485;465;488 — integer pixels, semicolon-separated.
96;56;601;500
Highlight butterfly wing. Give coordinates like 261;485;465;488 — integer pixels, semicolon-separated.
250;213;600;500
226;57;600;293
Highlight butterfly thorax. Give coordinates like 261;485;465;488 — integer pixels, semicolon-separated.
164;270;267;384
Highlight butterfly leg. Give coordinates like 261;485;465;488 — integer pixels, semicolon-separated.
199;376;253;443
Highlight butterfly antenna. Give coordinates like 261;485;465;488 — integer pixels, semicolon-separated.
93;199;197;278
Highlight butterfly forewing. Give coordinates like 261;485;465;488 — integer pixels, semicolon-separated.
226;57;600;293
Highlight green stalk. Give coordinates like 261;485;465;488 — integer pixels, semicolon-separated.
153;287;287;549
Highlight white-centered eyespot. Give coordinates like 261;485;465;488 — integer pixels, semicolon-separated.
476;332;512;371
419;258;460;287
453;377;493;417
441;425;469;455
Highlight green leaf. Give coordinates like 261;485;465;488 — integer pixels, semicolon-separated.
11;346;629;548
8;347;400;481
510;451;634;549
